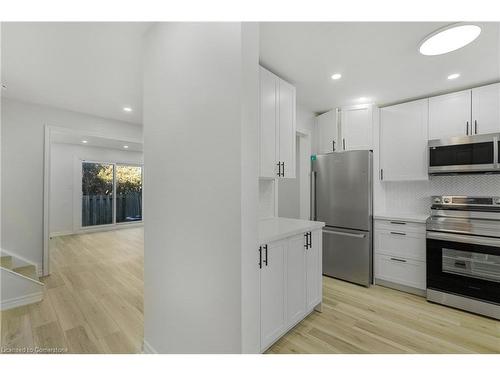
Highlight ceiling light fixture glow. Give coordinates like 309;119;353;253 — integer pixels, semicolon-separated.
123;145;129;149
331;73;342;80
123;107;132;112
447;73;460;80
419;24;481;56
81;140;88;144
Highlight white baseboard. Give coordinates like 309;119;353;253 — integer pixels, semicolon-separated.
49;230;74;238
142;340;158;354
0;291;44;311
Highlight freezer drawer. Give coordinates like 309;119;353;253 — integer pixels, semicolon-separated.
322;226;372;286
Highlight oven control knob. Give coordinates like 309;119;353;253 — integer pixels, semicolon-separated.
433;197;441;204
494;198;500;205
443;197;451;204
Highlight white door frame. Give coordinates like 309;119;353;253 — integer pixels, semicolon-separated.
42;125;142;276
296;129;312;220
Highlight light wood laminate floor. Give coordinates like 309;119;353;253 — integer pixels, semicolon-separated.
1;227;144;354
2;227;499;353
268;276;500;353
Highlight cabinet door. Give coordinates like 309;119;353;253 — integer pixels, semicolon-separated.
429;90;471;139
285;234;307;327
306;230;322;310
260;239;286;350
316;109;338;154
472;83;500;135
340;104;373;150
278;79;296;178
380;99;429;181
259;67;278;178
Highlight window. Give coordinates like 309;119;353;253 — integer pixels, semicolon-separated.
81;161;143;227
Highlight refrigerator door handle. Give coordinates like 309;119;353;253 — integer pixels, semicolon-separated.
310;171;317;221
323;228;366;239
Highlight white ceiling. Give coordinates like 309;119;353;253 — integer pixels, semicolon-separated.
2;22;500;123
51;130;143;152
1;22;151;124
260;22;500;113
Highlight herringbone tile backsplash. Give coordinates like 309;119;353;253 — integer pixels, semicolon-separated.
382;175;500;214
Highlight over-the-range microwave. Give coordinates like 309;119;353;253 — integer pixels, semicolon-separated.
428;133;500;175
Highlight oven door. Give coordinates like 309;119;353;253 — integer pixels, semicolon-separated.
427;231;500;304
428;134;498;174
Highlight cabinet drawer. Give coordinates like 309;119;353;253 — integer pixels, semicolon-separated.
374;229;426;261
375;254;426;290
374;219;426;235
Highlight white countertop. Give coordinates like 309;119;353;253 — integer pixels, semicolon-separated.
374;212;429;224
259;217;325;244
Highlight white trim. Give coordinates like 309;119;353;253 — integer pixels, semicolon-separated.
0;248;39;270
49;230;75;238
0;291;44;311
43;125;51;276
142;340;158;354
0;266;45;286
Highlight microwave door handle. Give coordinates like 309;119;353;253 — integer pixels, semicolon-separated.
466;121;469;136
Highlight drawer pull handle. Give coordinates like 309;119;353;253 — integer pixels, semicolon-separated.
390;231;406;236
390;257;407;263
390;221;406;225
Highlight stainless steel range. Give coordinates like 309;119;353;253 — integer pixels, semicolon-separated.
426;196;500;320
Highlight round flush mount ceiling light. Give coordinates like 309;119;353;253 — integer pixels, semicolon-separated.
331;73;342;80
419;24;481;56
447;73;461;80
123;107;132;112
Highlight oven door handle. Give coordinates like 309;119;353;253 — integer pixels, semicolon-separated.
427;231;500;247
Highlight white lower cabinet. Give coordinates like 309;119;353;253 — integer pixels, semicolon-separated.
260;239;286;349
260;229;322;352
374;219;426;293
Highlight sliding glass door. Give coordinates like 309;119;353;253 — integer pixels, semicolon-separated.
81;161;143;227
116;165;143;223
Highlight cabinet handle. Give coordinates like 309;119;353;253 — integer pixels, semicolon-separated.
276;162;281;177
475;120;478;134
380;169;384;181
258;246;262;269
264;245;268;266
390;257;407;263
308;232;312;249
390;231;406;236
390;221;406;225
332;140;336;152
343;138;346;150
282;162;285;177
304;233;308;249
466;121;469;136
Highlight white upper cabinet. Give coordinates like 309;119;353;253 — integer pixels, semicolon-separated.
278;79;296;179
259;66;296;179
380;99;429;181
340;104;374;151
429;90;472;139
316;109;339;154
472;83;500;135
259;67;278;178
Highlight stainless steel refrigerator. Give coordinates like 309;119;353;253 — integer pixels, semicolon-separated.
311;150;373;287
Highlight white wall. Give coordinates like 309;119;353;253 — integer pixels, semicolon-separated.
1;98;142;268
143;23;259;353
49;143;143;236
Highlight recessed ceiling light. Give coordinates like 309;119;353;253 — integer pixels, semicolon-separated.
81;140;88;144
123;107;132;112
358;97;369;102
331;73;342;80
447;73;460;80
419;24;481;56
123;145;129;149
